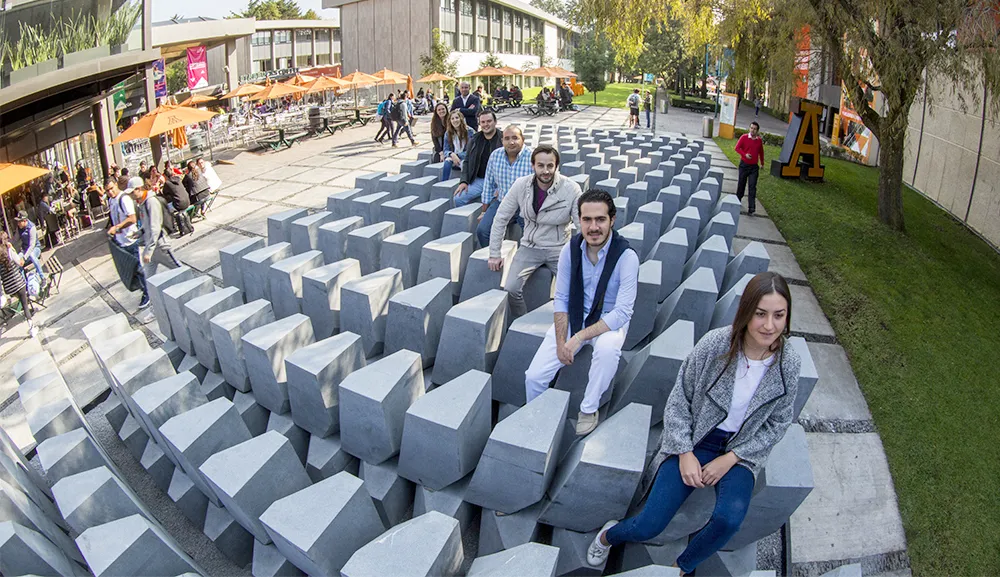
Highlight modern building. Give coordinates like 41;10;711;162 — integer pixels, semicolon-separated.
249;20;342;78
325;0;575;86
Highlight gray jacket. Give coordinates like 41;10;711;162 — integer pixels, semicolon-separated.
644;326;801;492
137;194;171;257
488;173;581;258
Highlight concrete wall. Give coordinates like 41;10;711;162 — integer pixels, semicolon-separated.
338;0;433;79
903;73;1000;248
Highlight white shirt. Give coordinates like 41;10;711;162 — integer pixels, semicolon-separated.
201;163;222;192
108;193;140;246
718;353;775;433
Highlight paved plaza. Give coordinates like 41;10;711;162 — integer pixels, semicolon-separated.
0;104;907;577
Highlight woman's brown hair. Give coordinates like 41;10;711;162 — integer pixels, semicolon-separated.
430;102;449;138
0;231;12;269
445;109;470;149
723;271;792;367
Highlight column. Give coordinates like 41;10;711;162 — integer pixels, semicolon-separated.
291;30;298;70
225;38;239;91
142;61;163;166
311;29;317;67
270;31;277;71
91;101;111;180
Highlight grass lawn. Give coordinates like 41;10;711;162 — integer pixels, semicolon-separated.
714;138;1000;575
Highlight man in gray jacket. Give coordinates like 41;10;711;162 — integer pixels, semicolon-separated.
130;184;180;280
487;144;581;317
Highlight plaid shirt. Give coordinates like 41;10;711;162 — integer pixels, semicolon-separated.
481;146;534;205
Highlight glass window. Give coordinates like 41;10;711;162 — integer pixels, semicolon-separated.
478;35;488;51
492;7;500;21
460;0;473;15
503;9;512;24
515;40;522;54
274;30;291;44
441;0;454;12
296;54;313;67
478;2;488;18
316;29;331;42
251;31;271;46
492;37;501;51
295;29;312;42
515;15;522;28
504;39;512;53
317;53;332;65
461;33;473;51
442;31;457;47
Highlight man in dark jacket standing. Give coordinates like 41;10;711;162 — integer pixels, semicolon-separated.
161;172;194;235
451;81;482;130
453;111;501;207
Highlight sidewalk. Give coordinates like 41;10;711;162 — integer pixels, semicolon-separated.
653;99;790;138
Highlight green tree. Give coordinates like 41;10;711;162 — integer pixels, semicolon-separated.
530;0;567;19
527;34;551;68
479;52;504;68
420;28;460;91
166;59;187;94
573;32;613;104
229;0;318;19
805;0;1000;231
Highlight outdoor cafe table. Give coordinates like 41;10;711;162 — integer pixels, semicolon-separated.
342;106;376;124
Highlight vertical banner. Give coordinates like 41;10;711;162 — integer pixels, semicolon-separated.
718;92;738;139
186;46;209;90
152;59;167;98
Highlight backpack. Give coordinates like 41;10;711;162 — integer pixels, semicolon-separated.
390;101;404;121
376;100;388;117
628;93;640;107
153;196;178;235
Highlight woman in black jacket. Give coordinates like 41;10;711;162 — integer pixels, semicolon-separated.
161;172;194;235
183;161;211;217
430;101;450;163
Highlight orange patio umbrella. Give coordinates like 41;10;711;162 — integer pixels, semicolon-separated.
0;163;50;233
467;66;507;93
523;66;563;78
406;75;414;99
417;72;457;97
179;93;217;106
220;83;264;99
372;68;408;86
549;66;577;78
286;73;317;86
249;81;307;102
112;105;218;144
304;76;349;95
340;70;380;108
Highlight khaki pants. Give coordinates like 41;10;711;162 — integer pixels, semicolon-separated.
503;245;562;318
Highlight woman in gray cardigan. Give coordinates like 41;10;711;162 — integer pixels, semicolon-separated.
587;271;802;573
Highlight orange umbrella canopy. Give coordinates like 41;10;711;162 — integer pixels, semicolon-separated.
372;68;408;86
523;66;566;78
304;76;349;94
249;82;307;101
220;83;265;99
417;72;456;83
340;70;379;87
286;73;317;86
498;66;522;76
112;105;218;144
179;94;216;106
467;66;506;77
548;66;578;78
0;163;50;195
406;75;414;98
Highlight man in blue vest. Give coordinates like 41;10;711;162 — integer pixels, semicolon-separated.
523;189;640;435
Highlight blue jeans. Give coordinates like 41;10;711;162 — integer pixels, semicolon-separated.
121;240;149;299
24;245;43;277
454;178;485;207
442;159;462;181
606;429;755;573
645;108;651;128
476;199;523;248
393;123;415;145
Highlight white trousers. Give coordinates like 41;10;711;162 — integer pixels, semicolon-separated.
524;323;627;414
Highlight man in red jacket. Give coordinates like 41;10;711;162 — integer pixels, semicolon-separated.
735;121;765;215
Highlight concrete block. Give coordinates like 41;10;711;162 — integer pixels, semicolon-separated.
377;172;411;199
220;237;265;295
270;250;324;319
243;314;316;413
290;212;333;254
633;201;663;258
103;394;128;434
211;299;276;392
711;274;754;331
301;259;362;339
478;502;544;556
669;173;694;205
199;431;312;543
179;353;207;383
26;398;87;447
243;242;293;303
162;276;215;356
359;457;413;528
267;208;309;245
584;154;604;173
667;206;701;260
460;242;517;302
354;172;388;195
339;350;425;465
318;216;364;264
326;188;366;219
146;267;196;341
788;337;819;419
308;434;360;482
0;478;82;563
634;157;653;180
491;302;553;406
613;320;694;424
51;466;143;534
399;370;491;489
409;198;451;236
569;173;590;192
184;286;243;371
12;352;58;386
432;290;509;385
167;468;208;529
539;403;651;531
140;437;174;492
686;189;714;229
819;564;863;577
715;194;742;231
35;428;106;487
423;162;446;181
620;182;649;224
408;175;442;202
379;195;421;232
411;473;476;534
624;260;661;349
682;234;728;290
696;540;757;577
649;228;688;302
551;527;605;576
441;203;484;238
267;411;310;464
468;542;560;577
341;511;463;577
18;371;71;416
204;501;254;567
381;227;434;288
384;277;453;368
234;390;269;436
619;223;645;262
594;178;619;199
466;389;570;513
560;160;585;176
656;185;682;224
721;242;770;296
351;192;391;225
609;155;629;174
286;332;367;437
400;159;430;177
253;540;306;577
76;514;198;577
340;269;404;357
417;232;475;298
0;520;88;577
618;539;687;575
698;211;737;251
619;167;639;188
613;198;629;228
346;222;395;275
116;414;148;460
658;160;678;182
161;339;185;370
654;267;718;341
643;171;666;204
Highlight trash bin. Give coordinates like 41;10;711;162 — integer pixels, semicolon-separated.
660;97;669;114
189;133;205;155
702;117;714;138
308;106;322;131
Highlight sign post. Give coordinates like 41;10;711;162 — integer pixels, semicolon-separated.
718;92;738;139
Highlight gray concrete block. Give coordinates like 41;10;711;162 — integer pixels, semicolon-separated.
167;468;208;529
286;332;367;437
355;172;388;195
539;403;651;531
619;223;645;263
432;290;509;385
459;242;517;302
116;414;148;460
711;274;754;331
491;302;553;406
359;457;413;528
253;540;306;577
243;242;293;303
411;473;476;534
379;195;421;232
618;539;687;575
159;398;253;506
234;390;269;436
466;388;570;513
634;157;653;181
399;371;491;490
301;259;362;339
670;173;694;205
318;216;364;264
0;479;82;563
654;267;718;341
634;202;664;257
184;286;244;372
381;227;434;288
423;162;446;181
199;431;312;544
36;428;108;487
204;501;254;567
417;232;475;298
162;276;216;356
377;172;411;199
658;161;678;182
346;222;395;275
698;211;737;251
326;189;366;219
468;542;559;577
51;466;143;534
147;267;196;341
409;198;451;237
594;178;619;199
569;173;590;193
26;397;87;447
721;242;770;296
584;154;605;173
624;260;662;349
715;194;742;232
551;527;605;576
682;234;729;290
351;192;391;225
341;511;463;577
441;203;484;238
619;167;639;188
696;540;757;577
407;175;441;202
243;314;316;413
13;352;57;387
140;437;174;492
384;277;453;368
560;160;585;176
613;197;629;228
103;394;128;434
478;502;544;556
620;183;649;225
220;237;266;295
613;320;694;424
18;371;71;416
211;299;276;392
400;159;430;177
339;350;425;465
270;250;325;319
104;338;166;401
261;472;386;576
340;269;404;358
0;520;88;577
161;339;185;370
290;211;334;254
267;411;310;464
819;564;863;577
267;208;309;246
698;177;721;205
656;185;682;224
787;337;819;420
308;434;360;483
76;514;199;577
667;206;701;260
686;190;714;229
609;154;629;174
649;228;688;303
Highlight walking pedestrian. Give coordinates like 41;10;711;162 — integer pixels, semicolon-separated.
391;92;419;147
14;212;44;277
37;194;60;249
586;272;801;574
453;111;502;207
735;121;765;215
131;183;181;280
523;189;639;435
107;177;149;309
0;231;38;338
754;97;761;118
375;94;396;144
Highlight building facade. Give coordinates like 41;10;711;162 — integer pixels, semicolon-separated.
248;20;342;77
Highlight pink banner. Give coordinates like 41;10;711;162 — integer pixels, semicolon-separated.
186;46;209;90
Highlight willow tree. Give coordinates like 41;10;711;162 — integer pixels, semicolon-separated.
806;0;999;231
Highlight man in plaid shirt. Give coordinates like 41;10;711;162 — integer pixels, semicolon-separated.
476;125;533;247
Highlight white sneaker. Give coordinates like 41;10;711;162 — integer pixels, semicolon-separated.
586;520;617;566
28;325;38;339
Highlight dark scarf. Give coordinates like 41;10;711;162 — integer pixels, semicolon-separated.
569;230;631;334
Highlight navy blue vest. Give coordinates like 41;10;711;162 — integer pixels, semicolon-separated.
568;230;632;335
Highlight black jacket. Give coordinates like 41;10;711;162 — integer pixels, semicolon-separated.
451;93;482;130
460;130;502;185
162;175;191;210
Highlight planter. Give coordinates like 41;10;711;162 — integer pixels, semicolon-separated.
110;44;126;56
9;63;40;86
61;45;111;69
0;71;8;89
36;58;59;76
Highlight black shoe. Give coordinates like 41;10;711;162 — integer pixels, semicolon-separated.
748;210;756;216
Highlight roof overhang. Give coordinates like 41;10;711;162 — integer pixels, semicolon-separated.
152;18;257;62
253;19;341;30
